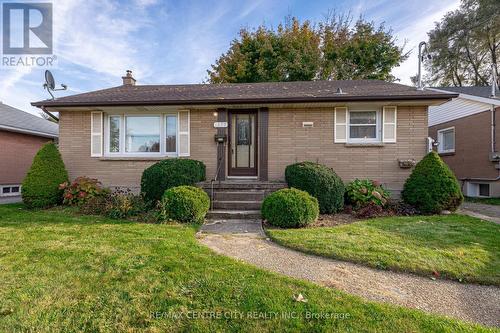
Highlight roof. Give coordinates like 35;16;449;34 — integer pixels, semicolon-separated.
32;80;457;108
0;102;58;138
432;86;499;99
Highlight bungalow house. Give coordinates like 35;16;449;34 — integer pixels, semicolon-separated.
428;86;500;198
0;102;58;203
31;71;456;205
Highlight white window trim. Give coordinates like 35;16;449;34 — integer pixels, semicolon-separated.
90;111;103;157
104;112;180;157
347;110;381;143
437;126;455;154
0;185;21;197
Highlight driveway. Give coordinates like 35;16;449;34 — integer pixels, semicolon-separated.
460;202;500;224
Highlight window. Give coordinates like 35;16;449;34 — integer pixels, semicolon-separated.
438;127;455;153
165;115;177;153
109;116;121;153
0;185;21;196
348;110;380;142
105;113;181;156
479;184;490;197
125;116;160;153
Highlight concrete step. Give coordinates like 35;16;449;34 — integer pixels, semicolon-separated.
213;200;262;210
199;181;286;191
206;210;261;220
214;191;265;201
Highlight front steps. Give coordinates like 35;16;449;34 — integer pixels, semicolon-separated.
198;181;286;220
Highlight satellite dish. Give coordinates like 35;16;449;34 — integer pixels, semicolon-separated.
43;70;67;99
45;70;55;90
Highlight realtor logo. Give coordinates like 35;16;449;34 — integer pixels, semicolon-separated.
2;2;52;54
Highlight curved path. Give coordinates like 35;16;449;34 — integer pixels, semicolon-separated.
198;220;500;328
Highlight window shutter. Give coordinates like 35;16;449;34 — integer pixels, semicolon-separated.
90;112;103;157
334;107;348;143
178;110;190;156
383;106;397;143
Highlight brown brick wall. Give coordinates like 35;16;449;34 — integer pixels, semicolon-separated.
429;109;499;180
59;106;428;194
268;106;428;192
0;130;53;185
58;110;217;190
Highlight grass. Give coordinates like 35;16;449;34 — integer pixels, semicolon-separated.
0;205;494;332
267;215;500;286
465;196;500;206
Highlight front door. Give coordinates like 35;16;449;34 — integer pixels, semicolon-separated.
228;110;258;177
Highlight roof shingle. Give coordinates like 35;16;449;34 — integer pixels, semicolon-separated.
32;80;456;107
0;103;58;137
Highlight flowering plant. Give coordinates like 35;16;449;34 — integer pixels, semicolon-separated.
60;176;110;206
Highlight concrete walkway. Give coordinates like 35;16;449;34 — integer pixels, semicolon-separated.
198;219;500;328
460;202;500;224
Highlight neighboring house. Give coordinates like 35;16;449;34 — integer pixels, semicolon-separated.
31;71;455;196
0;102;58;203
428;86;500;198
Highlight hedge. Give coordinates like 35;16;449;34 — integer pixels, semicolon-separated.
285;161;344;214
159;186;210;223
141;159;206;203
261;188;319;228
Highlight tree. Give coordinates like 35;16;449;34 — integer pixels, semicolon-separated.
22;142;69;208
207;15;407;83
426;0;500;86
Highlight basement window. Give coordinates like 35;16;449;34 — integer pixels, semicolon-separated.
479;184;490;197
0;185;21;196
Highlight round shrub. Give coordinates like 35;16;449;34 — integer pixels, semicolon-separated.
402;152;463;214
285;161;344;214
141;159;206;203
261;188;319;228
158;186;210;223
22;142;69;208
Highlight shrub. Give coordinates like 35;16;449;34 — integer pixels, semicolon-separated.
78;188;146;219
261;188;319;228
141;159;206;204
346;179;390;210
22;142;69;208
402;152;463;214
60;177;110;206
285;161;344;214
157;186;210;223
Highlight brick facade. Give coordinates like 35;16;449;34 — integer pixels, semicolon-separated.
0;130;53;185
59;105;428;194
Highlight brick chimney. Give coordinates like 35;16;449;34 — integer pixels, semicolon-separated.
122;70;136;86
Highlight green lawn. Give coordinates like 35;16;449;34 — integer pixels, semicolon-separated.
267;215;500;286
0;205;493;332
465;196;500;205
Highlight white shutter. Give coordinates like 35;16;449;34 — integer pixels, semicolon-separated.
334;107;348;143
178;110;190;156
90;112;103;157
383;106;397;143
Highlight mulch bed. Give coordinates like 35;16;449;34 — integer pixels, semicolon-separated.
309;213;360;227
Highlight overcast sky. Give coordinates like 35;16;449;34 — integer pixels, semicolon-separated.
0;0;461;115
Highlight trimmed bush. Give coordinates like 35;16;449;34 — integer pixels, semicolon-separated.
262;188;319;228
22;142;69;208
285;161;344;214
402;152;463;214
141;159;206;203
158;186;210;223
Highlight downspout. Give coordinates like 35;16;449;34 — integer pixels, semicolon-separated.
41;106;59;122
